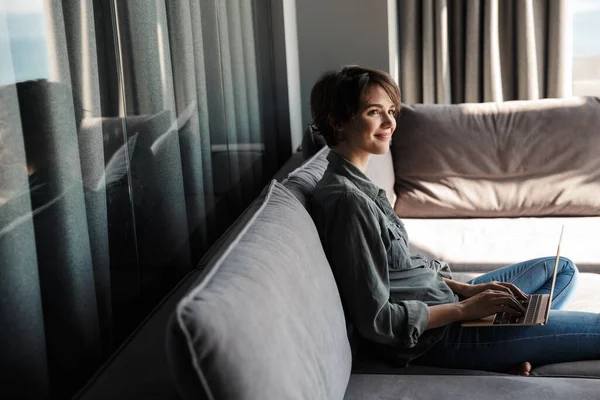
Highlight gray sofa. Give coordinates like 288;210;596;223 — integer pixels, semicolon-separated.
75;98;600;400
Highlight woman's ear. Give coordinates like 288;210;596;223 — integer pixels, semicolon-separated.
327;117;346;143
329;118;343;132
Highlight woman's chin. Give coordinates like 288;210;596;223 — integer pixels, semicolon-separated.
371;145;391;155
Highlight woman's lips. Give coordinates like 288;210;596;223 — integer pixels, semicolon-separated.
375;133;392;140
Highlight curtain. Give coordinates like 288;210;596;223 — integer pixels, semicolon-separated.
0;0;270;398
398;0;573;104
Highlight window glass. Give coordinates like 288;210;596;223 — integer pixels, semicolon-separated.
572;0;600;96
0;0;286;397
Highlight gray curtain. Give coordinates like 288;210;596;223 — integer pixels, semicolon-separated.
0;0;266;398
398;0;573;104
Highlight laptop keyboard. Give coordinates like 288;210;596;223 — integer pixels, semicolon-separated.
493;294;542;325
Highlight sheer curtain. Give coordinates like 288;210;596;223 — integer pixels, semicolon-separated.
398;0;573;104
0;0;273;398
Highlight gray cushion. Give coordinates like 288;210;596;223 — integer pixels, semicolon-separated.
531;361;600;379
345;374;600;400
392;98;600;218
281;146;329;208
166;181;352;400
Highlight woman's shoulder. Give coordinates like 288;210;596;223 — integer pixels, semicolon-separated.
313;172;373;212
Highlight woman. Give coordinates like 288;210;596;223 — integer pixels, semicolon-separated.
310;65;600;375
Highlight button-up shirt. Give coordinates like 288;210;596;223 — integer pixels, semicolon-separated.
311;151;458;365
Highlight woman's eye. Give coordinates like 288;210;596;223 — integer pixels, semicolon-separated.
368;109;379;115
388;109;396;115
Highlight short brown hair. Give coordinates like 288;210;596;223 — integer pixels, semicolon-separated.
309;65;401;147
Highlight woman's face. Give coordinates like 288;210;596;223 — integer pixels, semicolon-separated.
336;84;397;162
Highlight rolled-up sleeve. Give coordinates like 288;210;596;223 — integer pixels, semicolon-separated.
317;191;429;348
428;258;453;279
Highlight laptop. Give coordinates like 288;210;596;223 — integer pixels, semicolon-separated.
461;226;564;327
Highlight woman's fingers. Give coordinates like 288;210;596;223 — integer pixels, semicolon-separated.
496;282;528;300
484;290;526;314
484;281;528;301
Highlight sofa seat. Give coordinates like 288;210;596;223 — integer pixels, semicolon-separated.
344;374;600;400
401;217;600;273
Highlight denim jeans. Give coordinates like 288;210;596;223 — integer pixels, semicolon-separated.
415;257;600;371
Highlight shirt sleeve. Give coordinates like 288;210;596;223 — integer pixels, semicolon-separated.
428;259;453;279
317;191;430;348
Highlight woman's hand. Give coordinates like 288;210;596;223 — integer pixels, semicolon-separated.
445;279;528;301
458;289;526;321
462;281;528;301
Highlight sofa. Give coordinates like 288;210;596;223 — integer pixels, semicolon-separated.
75;98;600;400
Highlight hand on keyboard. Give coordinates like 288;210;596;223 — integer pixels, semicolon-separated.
461;281;528;301
459;289;526;322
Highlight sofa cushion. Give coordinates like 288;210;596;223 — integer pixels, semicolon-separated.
401;216;600;274
166;181;352;400
281;147;329;208
344;374;600;400
392;97;600;218
531;361;600;379
365;151;397;207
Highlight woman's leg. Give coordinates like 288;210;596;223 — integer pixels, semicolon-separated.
466;257;579;309
415;311;600;372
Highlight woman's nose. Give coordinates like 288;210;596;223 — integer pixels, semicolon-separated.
382;113;395;127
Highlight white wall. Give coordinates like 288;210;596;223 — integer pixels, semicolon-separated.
295;0;396;132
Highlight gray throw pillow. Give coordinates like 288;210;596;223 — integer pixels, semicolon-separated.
166;180;352;400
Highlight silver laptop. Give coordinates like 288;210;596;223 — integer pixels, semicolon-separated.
461;226;564;327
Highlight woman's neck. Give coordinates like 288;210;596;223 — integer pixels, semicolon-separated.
332;145;370;173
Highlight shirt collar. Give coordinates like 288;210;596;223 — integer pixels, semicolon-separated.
326;150;381;199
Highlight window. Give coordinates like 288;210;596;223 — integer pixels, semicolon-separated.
0;0;290;397
572;0;600;96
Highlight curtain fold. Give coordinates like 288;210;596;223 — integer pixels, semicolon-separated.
216;0;245;210
62;0;112;358
118;0;192;298
398;0;573;104
36;2;102;396
0;53;50;398
188;0;217;244
165;0;209;250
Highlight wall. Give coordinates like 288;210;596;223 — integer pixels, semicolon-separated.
295;0;396;131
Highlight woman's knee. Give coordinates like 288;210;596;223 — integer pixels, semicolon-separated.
554;257;579;308
559;257;579;276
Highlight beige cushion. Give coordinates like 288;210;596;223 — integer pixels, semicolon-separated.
365;151;396;206
392;97;600;217
401;216;600;273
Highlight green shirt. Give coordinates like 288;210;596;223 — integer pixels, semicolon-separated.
311;151;458;365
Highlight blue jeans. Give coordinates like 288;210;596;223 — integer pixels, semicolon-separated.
415;257;600;371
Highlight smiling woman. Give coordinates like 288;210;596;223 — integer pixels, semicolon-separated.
309;65;600;375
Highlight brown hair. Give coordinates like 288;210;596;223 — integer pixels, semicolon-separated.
309;65;401;147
